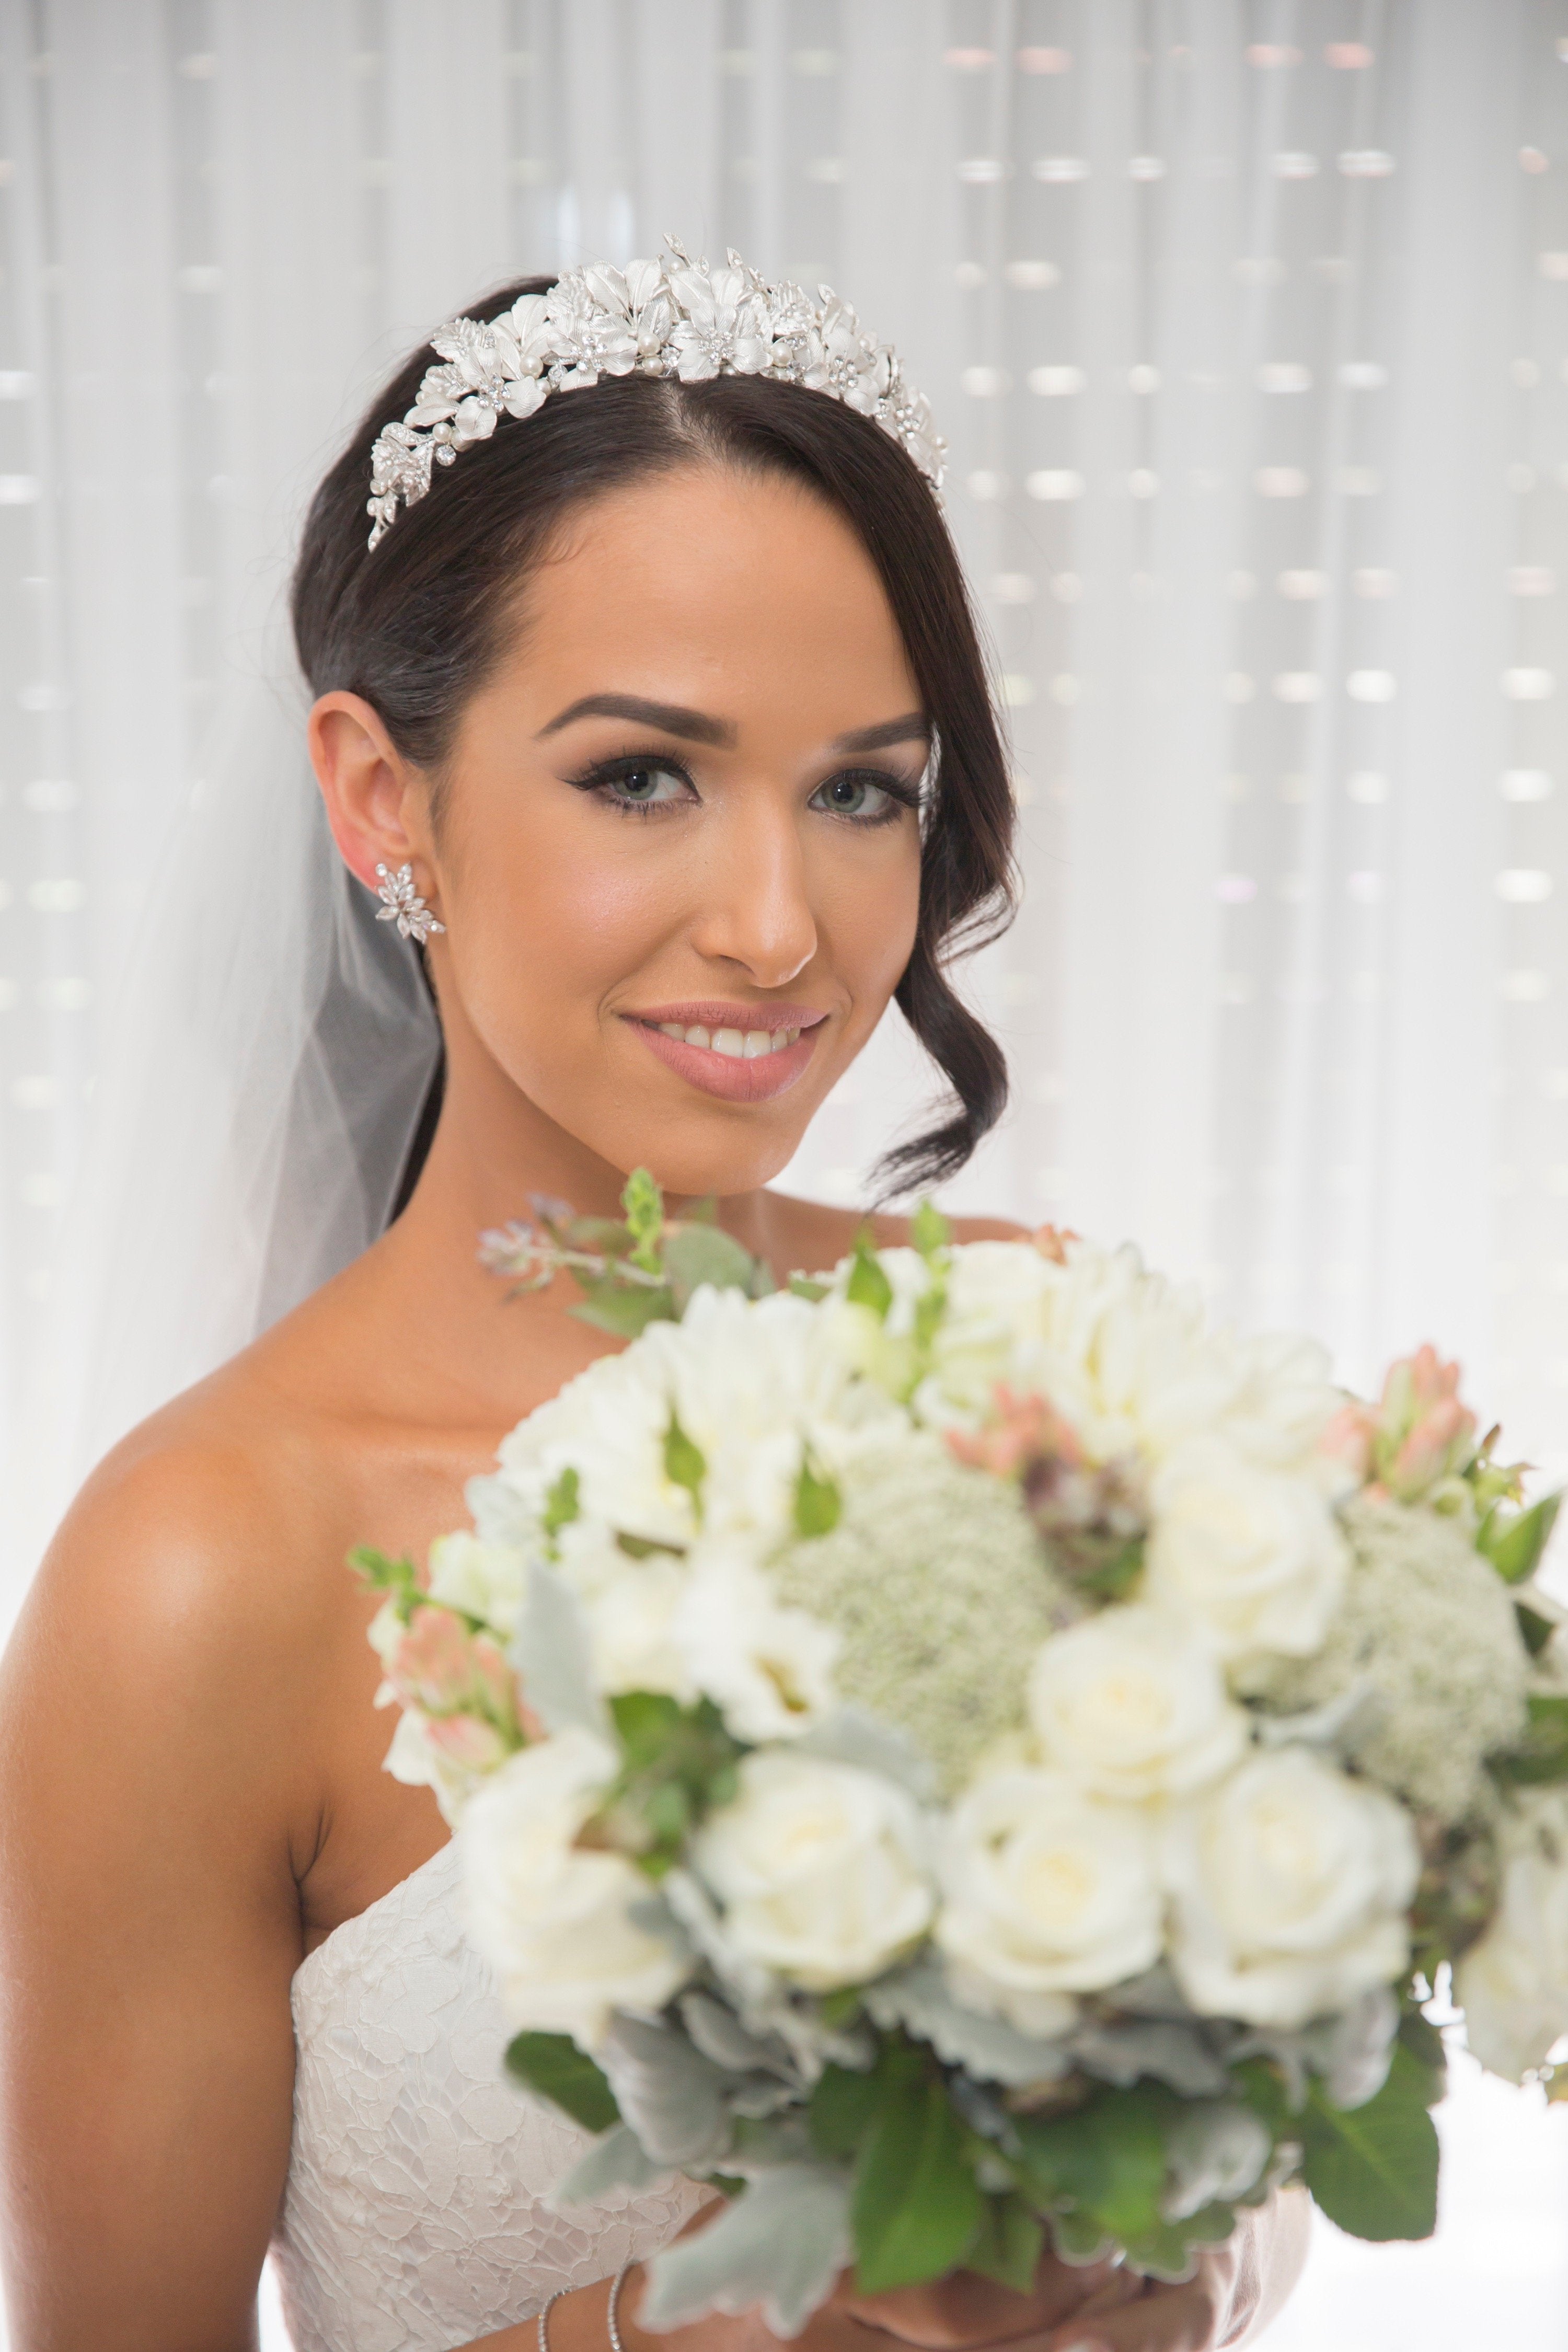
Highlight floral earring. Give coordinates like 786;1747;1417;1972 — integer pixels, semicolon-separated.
375;861;446;945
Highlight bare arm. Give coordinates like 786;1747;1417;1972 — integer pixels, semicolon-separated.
0;1445;317;2350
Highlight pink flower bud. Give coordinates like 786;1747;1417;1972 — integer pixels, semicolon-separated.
1321;1402;1376;1484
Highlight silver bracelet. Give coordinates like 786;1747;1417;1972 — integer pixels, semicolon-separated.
538;2286;568;2352
607;2256;636;2352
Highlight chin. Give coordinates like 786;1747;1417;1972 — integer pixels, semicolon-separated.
600;1116;806;1201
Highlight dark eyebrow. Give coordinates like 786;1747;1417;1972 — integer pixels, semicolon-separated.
832;712;929;754
535;693;736;747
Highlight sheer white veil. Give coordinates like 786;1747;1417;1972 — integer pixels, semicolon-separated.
16;610;441;1572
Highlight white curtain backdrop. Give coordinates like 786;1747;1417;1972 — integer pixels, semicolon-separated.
3;3;1568;2345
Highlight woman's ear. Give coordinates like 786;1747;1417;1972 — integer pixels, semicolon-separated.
307;691;433;893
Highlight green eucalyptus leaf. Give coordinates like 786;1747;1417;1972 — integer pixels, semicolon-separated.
664;1415;707;1514
1013;2083;1173;2245
505;2031;621;2134
1300;2043;1439;2243
809;2061;883;2161
543;1467;580;1540
571;1278;678;1338
794;1455;843;1538
1495;1692;1568;1786
789;1273;832;1302
845;1230;895;1321
622;1167;666;1273
664;1223;765;1307
1518;1601;1558;1657
910;1198;951;1263
965;2194;1044;2293
852;2075;983;2292
1480;1492;1562;1585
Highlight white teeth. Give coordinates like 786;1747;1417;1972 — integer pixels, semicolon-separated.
655;1020;806;1055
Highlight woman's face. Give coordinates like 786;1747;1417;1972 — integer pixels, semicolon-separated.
325;465;926;1198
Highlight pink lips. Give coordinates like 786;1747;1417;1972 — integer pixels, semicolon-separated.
622;1002;828;1104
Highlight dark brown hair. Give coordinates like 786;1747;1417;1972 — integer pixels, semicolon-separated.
291;276;1016;1198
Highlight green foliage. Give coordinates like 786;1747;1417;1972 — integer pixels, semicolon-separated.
851;2070;983;2292
788;1272;832;1302
1395;2006;1449;2105
664;1221;774;1308
1479;1492;1562;1585
808;2061;884;2161
571;1277;679;1339
543;1467;580;1542
1071;1536;1147;1605
1518;1600;1558;1657
964;2194;1044;2293
1012;2082;1174;2249
845;1229;895;1320
1495;1692;1568;1786
663;1415;707;1517
1300;2043;1439;2243
505;2032;621;2133
910;1198;951;1265
600;1691;744;1874
622;1167;666;1273
349;1546;425;1623
793;1453;843;1538
1231;2055;1295;2130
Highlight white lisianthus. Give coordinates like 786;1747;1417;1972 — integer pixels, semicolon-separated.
425;1530;528;1635
936;1768;1162;2029
580;1555;696;1702
674;1554;839;1743
1027;1604;1250;1804
693;1751;934;1991
1162;1746;1419;2028
459;1726;691;2050
494;1344;693;1551
1143;1436;1348;1662
1455;1790;1568;2082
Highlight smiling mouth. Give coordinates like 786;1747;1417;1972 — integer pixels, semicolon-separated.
622;1006;828;1102
651;1020;802;1059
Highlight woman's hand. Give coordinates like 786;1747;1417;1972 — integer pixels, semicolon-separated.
1031;2189;1314;2351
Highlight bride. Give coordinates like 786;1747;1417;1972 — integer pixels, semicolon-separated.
0;252;1307;2351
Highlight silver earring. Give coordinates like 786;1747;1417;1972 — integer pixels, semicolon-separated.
375;861;445;944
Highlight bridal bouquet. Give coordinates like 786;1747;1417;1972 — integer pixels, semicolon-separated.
359;1176;1565;2332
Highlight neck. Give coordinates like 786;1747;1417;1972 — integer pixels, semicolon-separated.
359;1028;792;1429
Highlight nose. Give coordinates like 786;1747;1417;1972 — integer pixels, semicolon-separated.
688;797;818;989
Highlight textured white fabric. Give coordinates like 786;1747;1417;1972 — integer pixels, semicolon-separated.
273;1842;704;2352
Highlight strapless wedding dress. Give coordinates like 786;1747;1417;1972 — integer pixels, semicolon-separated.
271;1841;705;2352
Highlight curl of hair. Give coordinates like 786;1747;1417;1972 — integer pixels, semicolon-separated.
292;277;1016;1201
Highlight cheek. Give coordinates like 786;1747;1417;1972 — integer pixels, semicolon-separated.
443;815;679;1055
808;834;922;1005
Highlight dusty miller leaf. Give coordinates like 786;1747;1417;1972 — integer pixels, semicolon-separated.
640;2165;854;2338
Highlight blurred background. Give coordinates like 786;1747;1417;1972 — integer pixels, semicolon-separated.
2;2;1567;2345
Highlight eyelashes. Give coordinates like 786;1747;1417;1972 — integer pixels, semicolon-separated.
565;748;923;827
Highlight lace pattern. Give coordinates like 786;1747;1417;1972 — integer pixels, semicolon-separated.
272;1842;704;2352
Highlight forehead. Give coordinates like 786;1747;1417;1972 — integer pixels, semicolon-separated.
497;466;920;734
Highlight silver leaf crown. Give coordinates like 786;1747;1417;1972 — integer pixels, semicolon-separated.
366;235;946;549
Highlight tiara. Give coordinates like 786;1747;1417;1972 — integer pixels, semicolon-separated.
366;235;945;548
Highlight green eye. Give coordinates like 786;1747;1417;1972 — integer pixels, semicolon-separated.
609;764;686;805
812;774;897;820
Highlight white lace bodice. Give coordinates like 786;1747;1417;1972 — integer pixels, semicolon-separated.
272;1842;704;2352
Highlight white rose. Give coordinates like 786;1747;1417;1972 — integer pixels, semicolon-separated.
581;1555;696;1701
1455;1790;1568;2082
693;1750;935;1991
1162;1746;1419;2028
426;1530;527;1634
1143;1436;1348;1661
673;1554;839;1743
459;1726;691;2050
936;1768;1161;2032
1027;1604;1249;1803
